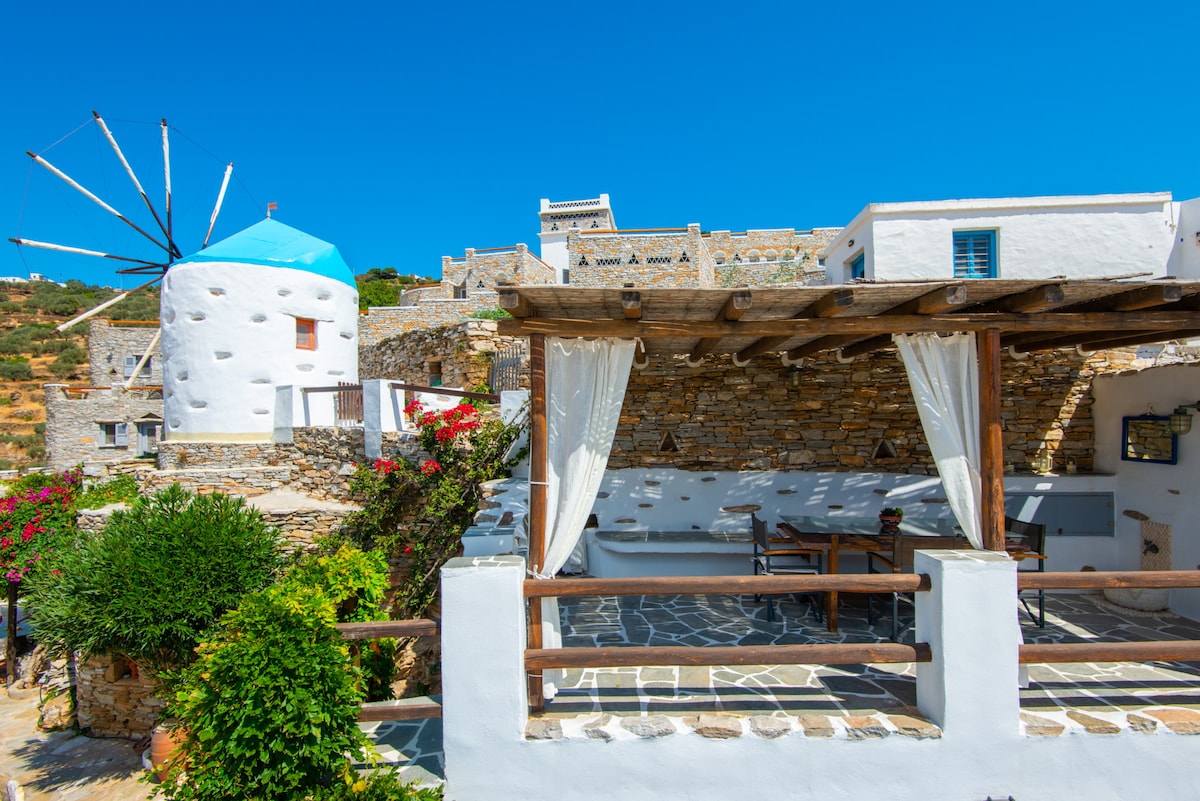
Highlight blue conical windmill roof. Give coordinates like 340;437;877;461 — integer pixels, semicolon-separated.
175;219;355;287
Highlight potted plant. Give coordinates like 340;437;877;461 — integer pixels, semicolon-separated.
879;507;904;527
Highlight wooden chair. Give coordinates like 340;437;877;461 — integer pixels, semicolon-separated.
1005;515;1048;628
750;513;823;622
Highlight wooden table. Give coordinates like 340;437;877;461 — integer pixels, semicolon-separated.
777;515;969;632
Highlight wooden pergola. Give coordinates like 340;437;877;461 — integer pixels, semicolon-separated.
496;278;1200;559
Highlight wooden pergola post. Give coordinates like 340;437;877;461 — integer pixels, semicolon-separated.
527;333;548;711
978;328;1006;552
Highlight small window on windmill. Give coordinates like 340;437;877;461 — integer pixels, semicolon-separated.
296;318;317;350
427;359;443;388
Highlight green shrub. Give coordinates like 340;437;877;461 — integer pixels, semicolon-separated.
0;360;34;381
165;581;371;801
318;771;442;800
27;484;282;675
468;307;512;320
284;545;396;701
75;474;140;509
0;302;21;313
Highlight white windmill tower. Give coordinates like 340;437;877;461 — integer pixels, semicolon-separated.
10;112;359;443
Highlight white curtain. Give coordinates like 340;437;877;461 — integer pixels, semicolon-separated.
894;332;984;549
536;337;635;698
540;337;637;576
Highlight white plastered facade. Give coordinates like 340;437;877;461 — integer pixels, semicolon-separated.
160;261;358;441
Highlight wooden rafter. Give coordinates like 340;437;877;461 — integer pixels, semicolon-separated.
688;290;752;362
734;289;854;362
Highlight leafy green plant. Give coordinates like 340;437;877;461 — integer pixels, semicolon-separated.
468;307;512;320
164;581;372;801
318;771;443;800
345;400;524;616
27;484;282;676
284;544;397;701
75;474;140;509
0;360;34;381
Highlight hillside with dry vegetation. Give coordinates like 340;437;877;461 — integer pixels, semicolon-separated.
0;281;159;470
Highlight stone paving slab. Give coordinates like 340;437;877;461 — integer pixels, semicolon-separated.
539;591;1200;740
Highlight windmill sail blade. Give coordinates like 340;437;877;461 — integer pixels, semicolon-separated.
8;237;166;268
28;151;175;257
162;119;173;251
55;275;163;332
203;163;234;248
92;111;174;252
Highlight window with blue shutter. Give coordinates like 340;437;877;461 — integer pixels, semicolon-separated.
850;253;865;280
953;230;996;278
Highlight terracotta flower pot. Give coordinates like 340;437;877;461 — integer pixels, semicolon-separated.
149;722;187;781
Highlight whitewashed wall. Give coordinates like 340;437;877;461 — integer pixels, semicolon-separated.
161;261;358;441
825;194;1177;282
1168;198;1200;279
1094;361;1200;618
441;553;1200;801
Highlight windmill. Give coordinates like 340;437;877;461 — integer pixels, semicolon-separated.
10;112;359;445
9;111;234;385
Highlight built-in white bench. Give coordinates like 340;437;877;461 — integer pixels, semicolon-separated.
585;529;752;577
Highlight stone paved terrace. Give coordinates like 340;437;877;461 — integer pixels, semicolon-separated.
525;591;1200;741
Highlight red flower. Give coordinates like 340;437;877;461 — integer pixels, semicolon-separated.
403;399;424;417
420;460;441;476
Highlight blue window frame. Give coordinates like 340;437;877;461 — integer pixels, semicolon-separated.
849;252;865;280
953;230;996;278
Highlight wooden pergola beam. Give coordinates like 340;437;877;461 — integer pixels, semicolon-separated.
621;291;642;320
688;291;752;362
1012;327;1200;354
967;283;1064;314
734;289;853;362
785;285;966;360
498;289;533;318
498;311;1200;341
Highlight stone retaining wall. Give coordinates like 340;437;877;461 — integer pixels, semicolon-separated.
360;319;523;390
75;655;163;739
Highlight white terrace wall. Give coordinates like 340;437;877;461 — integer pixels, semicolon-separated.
1168;197;1200;279
824;193;1178;283
440;553;1200;801
1093;360;1200;619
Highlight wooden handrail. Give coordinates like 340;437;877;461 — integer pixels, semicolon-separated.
526;642;931;670
1020;641;1200;664
523;573;930;598
1018;570;1200;591
335;619;439;639
387;382;500;402
303;384;363;394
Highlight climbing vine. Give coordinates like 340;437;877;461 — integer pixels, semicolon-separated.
345;400;525;616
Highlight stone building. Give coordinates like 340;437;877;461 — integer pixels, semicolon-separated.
87;319;162;387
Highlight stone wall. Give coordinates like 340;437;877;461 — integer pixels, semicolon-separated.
75;655;163;739
704;228;840;287
359;295;500;351
568;226;706;287
540;196;614;233
360;319;524;390
441;244;555;288
87;319;163;387
607;347;1140;473
43;385;163;471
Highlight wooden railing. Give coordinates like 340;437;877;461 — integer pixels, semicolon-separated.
1018;570;1200;664
336;619;442;722
523;574;932;709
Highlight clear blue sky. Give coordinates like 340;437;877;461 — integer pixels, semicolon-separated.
2;0;1197;290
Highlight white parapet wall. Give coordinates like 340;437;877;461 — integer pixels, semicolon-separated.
441;553;1200;801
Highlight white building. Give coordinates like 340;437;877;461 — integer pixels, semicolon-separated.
823;192;1200;284
160;219;359;442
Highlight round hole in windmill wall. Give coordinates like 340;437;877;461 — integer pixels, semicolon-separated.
190;400;207;409
250;314;267;323
339;331;353;340
170;419;181;429
191;314;206;322
176;371;188;381
277;288;292;297
252;408;269;415
317;291;331;301
214;351;232;360
296;364;314;372
164;309;176;323
250;377;270;384
209;288;226;297
327;369;345;376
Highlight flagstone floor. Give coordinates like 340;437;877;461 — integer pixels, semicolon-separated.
364;591;1200;774
544;591;1200;720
